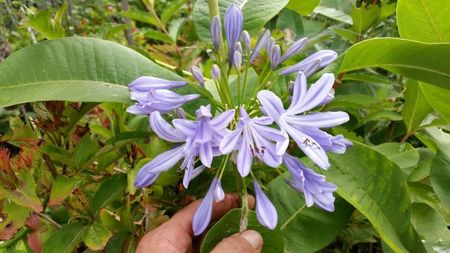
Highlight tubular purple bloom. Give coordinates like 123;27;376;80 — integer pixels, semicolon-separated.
191;66;205;86
224;4;243;65
211;16;222;51
241;30;251;50
257;72;350;169
279;37;308;63
283;153;337;212
128;77;186;91
270;45;281;70
234;51;242;70
280;50;338;75
250;29;270;62
211;64;221;81
254;180;278;229
220;107;286;177
193;177;219;235
134;106;235;188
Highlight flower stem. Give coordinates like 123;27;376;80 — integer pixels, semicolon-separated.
239;176;249;233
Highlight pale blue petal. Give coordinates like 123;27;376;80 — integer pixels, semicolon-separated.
210;109;235;129
192;178;218;235
129;77;186;91
254;180;278;230
285;112;350;128
257;90;285;121
220;125;243;154
237;139;252;177
149;112;185;142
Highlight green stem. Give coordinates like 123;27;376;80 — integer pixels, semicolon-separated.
240;176;249;233
241;54;251;103
237;69;241;107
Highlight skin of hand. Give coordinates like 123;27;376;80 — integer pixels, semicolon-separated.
136;193;263;253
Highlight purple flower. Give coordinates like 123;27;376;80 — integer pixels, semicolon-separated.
192;177;219;235
224;4;243;65
266;37;275;59
127;77;199;115
254;180;277;229
191;66;205;86
220;107;285;177
241;30;251;50
233;51;242;70
323;134;352;154
211;16;221;51
280;37;308;63
214;180;225;201
270;44;281;70
257;72;350;169
134;105;235;188
250;30;270;62
280;50;338;76
283;153;337;212
235;42;243;54
211;64;221;81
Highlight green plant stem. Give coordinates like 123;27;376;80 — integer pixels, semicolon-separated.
208;0;226;59
239;176;249;233
237;69;241;106
241;54;252;103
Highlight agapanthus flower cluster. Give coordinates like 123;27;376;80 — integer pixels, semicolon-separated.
128;3;351;235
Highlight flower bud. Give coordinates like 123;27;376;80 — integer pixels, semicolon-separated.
235;42;242;54
211;64;221;81
225;4;243;65
270;44;281;70
280;37;308;63
233;51;242;70
266;37;275;58
191;66;205;86
211;16;222;51
214;180;225;202
250;29;270;62
176;107;187;119
241;30;251;49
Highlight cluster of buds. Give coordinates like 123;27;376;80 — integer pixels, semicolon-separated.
127;3;351;235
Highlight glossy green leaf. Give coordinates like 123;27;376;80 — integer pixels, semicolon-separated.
0;170;43;213
373;142;420;171
313;0;352;24
402;81;433;134
91;174;127;216
193;0;289;41
0;37;180;107
268;176;353;252
71;134;99;170
340;38;450;90
286;0;320;16
420;82;450;123
324;142;426;252
200;209;284;253
411;203;450;251
48;176;79;207
42;223;87;253
351;4;379;33
397;0;450;42
428;128;450;210
83;222;113;251
25;4;67;39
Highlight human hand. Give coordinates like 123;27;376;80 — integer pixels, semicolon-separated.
136;193;262;253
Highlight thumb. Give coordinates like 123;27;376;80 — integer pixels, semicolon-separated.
211;230;263;253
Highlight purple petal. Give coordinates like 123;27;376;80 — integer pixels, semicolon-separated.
134;172;160;188
237;139;252;177
288;72;307;112
191;66;205;85
173;119;197;137
210;109;235;129
234;51;242;69
257;90;285;121
266;37;275;59
254;180;278;229
194;120;212;144
128;77;186;91
250;29;270;61
241;30;251;49
285;112;350;128
214;180;225;202
183;164;194;189
270;45;281;70
224;4;243;65
211;64;221;81
200;142;213;167
326;134;352;154
297;73;335;113
149;112;185;142
192;177;218;235
220;125;243;154
127;104;150;115
280;50;337;75
280;37;308;63
211;16;222;51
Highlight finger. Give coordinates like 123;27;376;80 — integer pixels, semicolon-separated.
211;230;263;253
136;193;255;253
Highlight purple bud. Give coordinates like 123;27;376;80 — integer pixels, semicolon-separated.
191;66;205;86
266;37;275;58
211;64;221;81
280;37;308;63
234;51;242;70
288;81;295;93
192;177;218;235
241;30;251;49
318;88;335;106
214;180;225;201
280;50;338;75
176;107;186;119
250;30;270;62
134;172;160;188
128;77;187;91
303;59;321;77
254;180;278;230
235;42;242;54
270;45;281;70
225;4;243;65
211;16;222;51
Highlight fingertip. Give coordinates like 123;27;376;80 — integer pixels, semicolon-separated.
240;230;263;251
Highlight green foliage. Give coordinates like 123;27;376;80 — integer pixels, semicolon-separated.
286;0;320;16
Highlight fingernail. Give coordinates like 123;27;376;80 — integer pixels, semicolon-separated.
240;230;263;250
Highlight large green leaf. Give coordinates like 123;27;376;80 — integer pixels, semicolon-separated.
351;4;380;33
324;142;426;253
43;223;87;253
420;82;450;123
91;174;127;216
397;0;450;43
339;38;450;90
0;37;180;107
193;0;289;41
286;0;320;16
200;209;284;253
268;176;353;252
372;142;420;171
402;81;433;134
